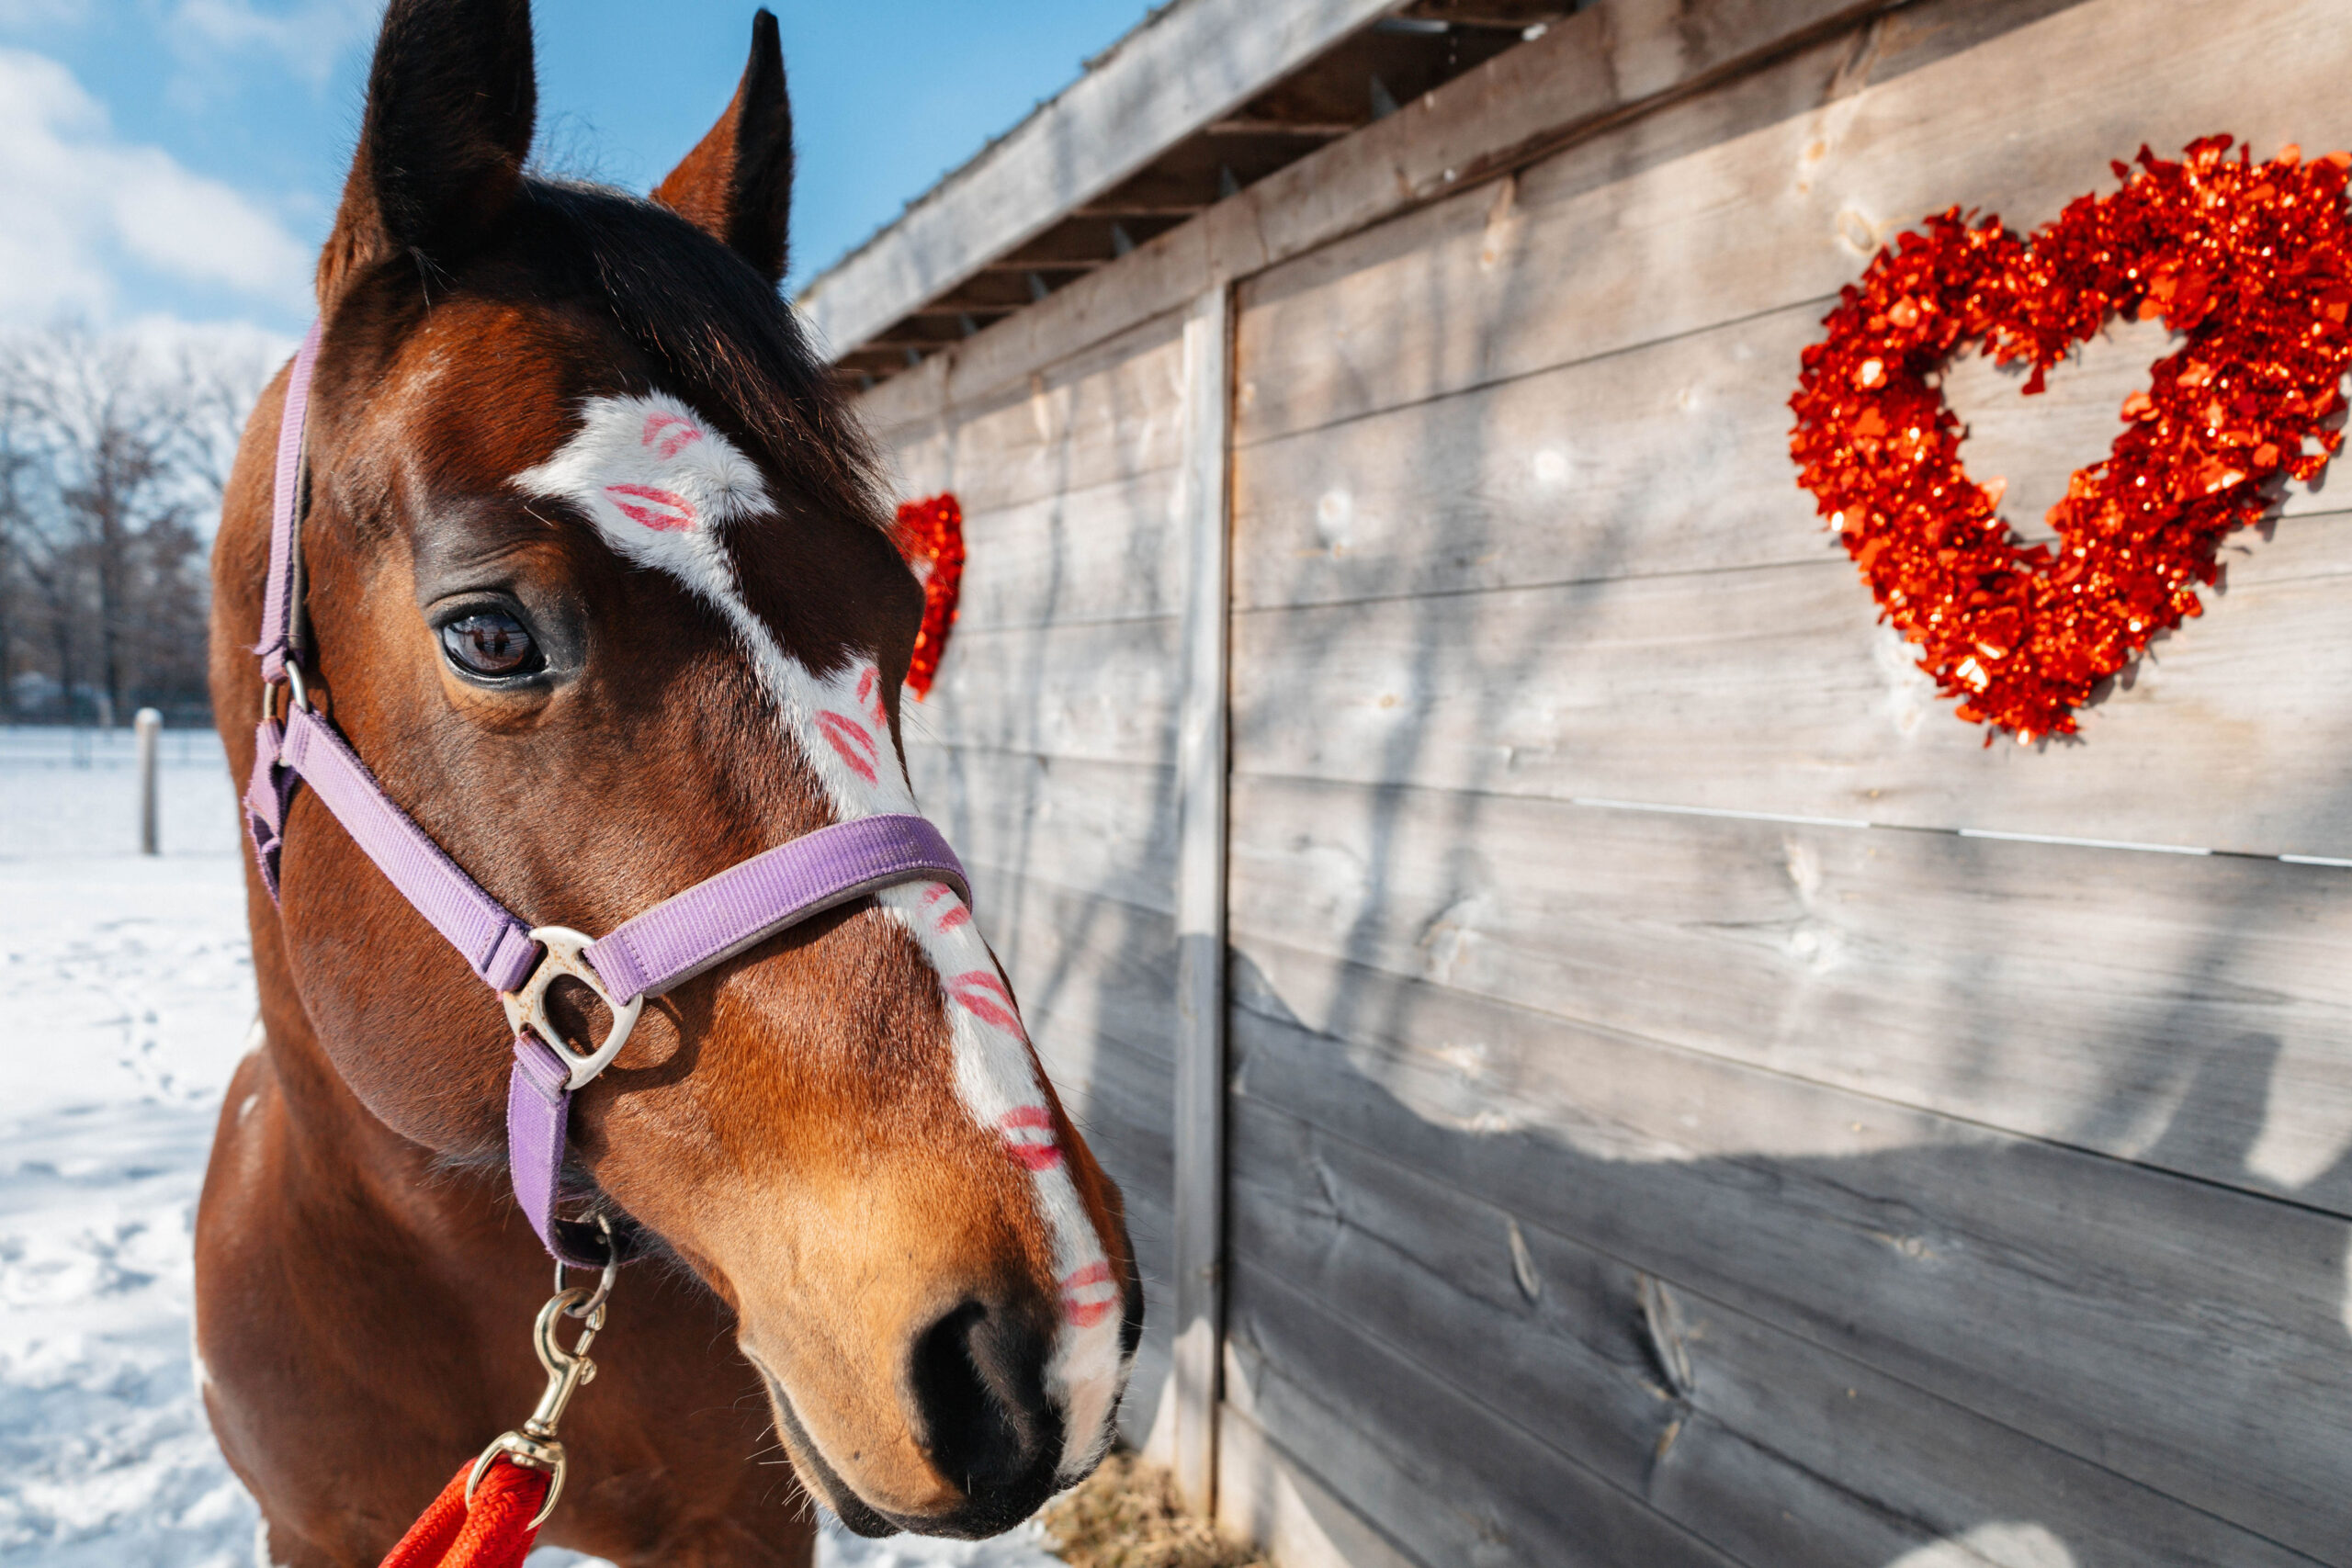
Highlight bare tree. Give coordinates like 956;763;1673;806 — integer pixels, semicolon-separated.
0;322;269;725
0;426;34;719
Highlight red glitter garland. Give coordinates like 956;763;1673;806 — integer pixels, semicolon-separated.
1790;136;2352;739
893;491;965;699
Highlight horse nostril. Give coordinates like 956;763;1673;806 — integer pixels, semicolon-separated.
906;1297;1057;1509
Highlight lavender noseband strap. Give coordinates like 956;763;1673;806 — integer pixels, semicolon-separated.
245;321;968;1268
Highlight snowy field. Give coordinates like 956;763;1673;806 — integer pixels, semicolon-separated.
0;726;1057;1568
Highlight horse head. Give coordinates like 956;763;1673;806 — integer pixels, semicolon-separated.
210;0;1138;1540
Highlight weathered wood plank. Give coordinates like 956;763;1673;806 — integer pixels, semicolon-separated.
903;472;1186;637
1229;298;2344;614
798;0;1403;356
905;745;1179;914
966;864;1181;1071
870;307;1191;513
1227;938;2352;1562
1228;1092;2314;1568
859;0;1909;418
1232;0;2352;445
1035;1023;1173;1185
1227;513;2352;853
905;614;1182;767
1214;1406;1419;1568
1223;773;2352;1218
1223;1254;1745;1568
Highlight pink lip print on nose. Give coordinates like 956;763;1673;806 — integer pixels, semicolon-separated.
947;970;1023;1037
815;710;878;783
605;482;697;531
998;1106;1063;1171
1060;1261;1118;1327
641;411;704;460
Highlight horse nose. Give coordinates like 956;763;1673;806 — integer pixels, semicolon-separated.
905;1295;1062;1532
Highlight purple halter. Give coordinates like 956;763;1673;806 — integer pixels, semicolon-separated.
243;321;970;1267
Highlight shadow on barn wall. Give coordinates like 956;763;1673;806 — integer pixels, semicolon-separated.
1220;941;2352;1567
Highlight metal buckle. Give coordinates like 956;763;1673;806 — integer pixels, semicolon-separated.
501;926;644;1091
466;1270;609;1531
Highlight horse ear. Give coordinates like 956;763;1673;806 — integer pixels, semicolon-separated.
317;0;537;308
652;9;794;285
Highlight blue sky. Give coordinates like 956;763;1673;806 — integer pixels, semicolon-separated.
0;0;1155;344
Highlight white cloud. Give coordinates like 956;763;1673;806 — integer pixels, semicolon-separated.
0;48;312;321
166;0;376;88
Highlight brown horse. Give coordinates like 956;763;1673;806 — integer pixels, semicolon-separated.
193;3;1140;1562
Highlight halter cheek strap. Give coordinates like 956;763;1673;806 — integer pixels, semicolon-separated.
245;321;970;1269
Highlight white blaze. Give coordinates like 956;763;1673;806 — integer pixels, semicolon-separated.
514;392;1127;1478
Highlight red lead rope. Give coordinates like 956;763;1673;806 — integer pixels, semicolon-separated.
379;1460;549;1568
379;1235;617;1565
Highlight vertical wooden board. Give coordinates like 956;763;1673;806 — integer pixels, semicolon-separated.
903;614;1182;767
869;306;1192;513
1226;520;2352;853
1227;1095;2309;1568
905;746;1179;914
1232;0;2352;446
1224;1260;1743;1568
913;470;1187;636
1222;773;2352;1219
1225;941;2352;1561
1168;285;1233;1511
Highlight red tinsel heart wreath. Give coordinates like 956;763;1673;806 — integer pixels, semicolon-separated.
1790;135;2352;740
893;491;965;699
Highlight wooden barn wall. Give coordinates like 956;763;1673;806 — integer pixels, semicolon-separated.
856;0;2352;1562
1219;0;2352;1564
873;310;1193;1447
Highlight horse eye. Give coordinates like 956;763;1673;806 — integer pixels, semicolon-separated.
439;610;542;679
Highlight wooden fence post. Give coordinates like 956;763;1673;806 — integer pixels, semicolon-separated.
135;707;162;856
1170;281;1233;1516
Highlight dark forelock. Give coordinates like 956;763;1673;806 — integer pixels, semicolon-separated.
513;177;888;534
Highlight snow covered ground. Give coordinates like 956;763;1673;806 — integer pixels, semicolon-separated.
0;726;1058;1568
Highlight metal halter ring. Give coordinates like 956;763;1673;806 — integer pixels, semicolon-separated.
261;661;310;720
556;1214;619;1321
501;926;644;1091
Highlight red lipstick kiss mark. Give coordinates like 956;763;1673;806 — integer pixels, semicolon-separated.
923;884;972;933
854;666;887;726
1061;1261;1117;1328
1000;1106;1063;1171
816;711;878;783
605;483;696;532
641;412;704;461
947;970;1023;1037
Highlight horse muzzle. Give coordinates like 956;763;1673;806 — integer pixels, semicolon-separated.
748;1290;1069;1539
